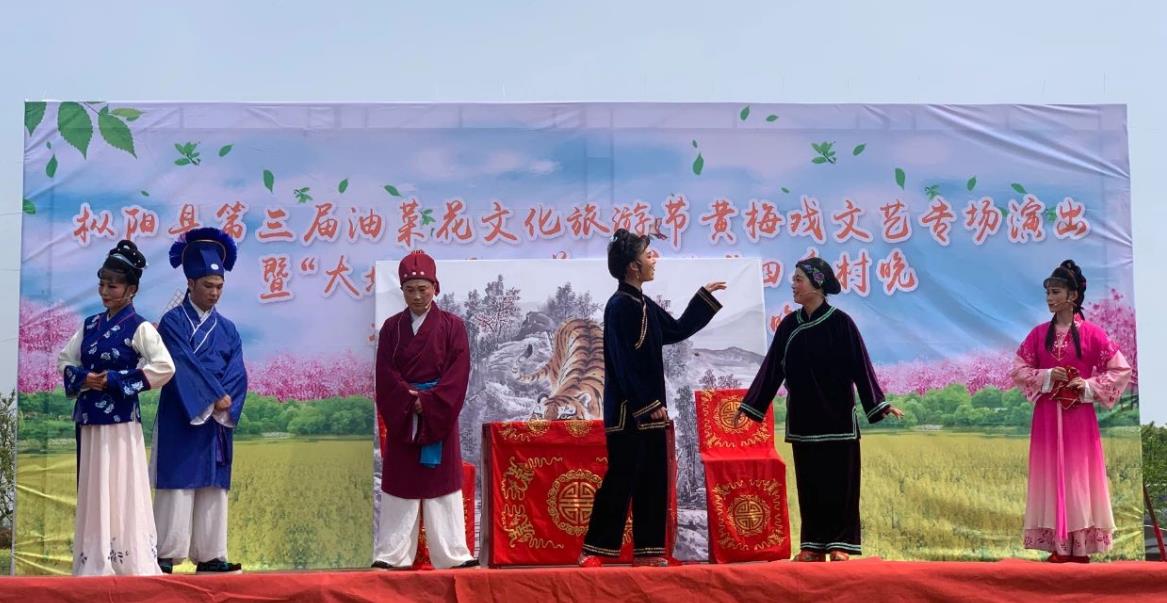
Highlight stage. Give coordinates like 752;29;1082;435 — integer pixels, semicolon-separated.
4;559;1166;602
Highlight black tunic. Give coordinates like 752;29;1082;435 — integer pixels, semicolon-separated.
583;280;721;558
601;281;721;432
739;302;888;441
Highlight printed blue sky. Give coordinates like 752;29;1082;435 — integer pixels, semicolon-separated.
21;103;1131;365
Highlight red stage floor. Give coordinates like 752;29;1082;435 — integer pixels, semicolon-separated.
3;559;1167;602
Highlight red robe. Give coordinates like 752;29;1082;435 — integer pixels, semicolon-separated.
375;303;470;499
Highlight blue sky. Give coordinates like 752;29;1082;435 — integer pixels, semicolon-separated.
1;1;1164;419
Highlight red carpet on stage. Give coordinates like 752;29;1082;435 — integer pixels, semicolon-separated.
4;560;1167;602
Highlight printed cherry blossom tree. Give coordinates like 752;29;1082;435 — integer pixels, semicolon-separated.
248;352;374;402
17;300;80;394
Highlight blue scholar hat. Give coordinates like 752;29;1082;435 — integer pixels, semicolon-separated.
169;227;238;280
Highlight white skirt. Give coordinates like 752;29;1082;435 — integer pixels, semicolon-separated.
74;421;161;576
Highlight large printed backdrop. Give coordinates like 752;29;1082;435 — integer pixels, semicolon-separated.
15;103;1140;573
374;258;767;561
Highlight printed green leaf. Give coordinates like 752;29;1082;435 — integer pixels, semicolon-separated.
739;105;751;121
98;111;136;157
46;155;58;177
1011;183;1028;195
895;168;906;190
111;108;142;122
58;102;93;158
140;190;150;197
22;198;36;215
691;139;698;149
852;144;866;156
766;114;779;122
781;187;790;193
218;144;233;157
175;158;191;166
263;169;275;192
338;178;349;194
692;153;704;175
967;176;977;191
812;157;828;164
384;184;402;197
24;102;46;135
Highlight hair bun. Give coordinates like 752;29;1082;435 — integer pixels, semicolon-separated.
606;228;651;280
110;239;147;270
1056;258;1087;315
1059;259;1084;285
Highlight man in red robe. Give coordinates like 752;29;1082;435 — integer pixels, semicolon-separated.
372;250;477;569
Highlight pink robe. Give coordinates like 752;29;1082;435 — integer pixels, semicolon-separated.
1010;318;1132;556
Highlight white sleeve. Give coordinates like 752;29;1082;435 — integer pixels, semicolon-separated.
191;402;216;426
212;409;236;428
133;321;176;389
57;326;88;396
57;326;84;375
1039;369;1053;394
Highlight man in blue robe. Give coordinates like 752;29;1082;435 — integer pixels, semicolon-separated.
152;227;247;574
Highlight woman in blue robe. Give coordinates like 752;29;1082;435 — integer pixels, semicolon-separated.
57;240;175;576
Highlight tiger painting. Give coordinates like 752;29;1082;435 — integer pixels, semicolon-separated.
515;318;605;420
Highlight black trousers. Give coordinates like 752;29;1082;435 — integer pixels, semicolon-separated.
581;427;668;557
791;439;862;554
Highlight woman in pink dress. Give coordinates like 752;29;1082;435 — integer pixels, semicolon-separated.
1010;259;1132;563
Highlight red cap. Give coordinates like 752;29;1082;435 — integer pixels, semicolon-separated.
398;250;440;294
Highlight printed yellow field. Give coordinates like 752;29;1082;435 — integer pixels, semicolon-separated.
775;429;1143;561
14;438;373;574
11;430;1141;574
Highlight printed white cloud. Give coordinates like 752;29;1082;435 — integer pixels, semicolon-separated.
413;147;560;181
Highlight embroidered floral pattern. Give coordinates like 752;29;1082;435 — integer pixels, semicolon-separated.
69;307;150;425
1024;527;1112;556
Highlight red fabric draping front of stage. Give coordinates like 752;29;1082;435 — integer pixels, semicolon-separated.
5;560;1167;602
481;420;677;566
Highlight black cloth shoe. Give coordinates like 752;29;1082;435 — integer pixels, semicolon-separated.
195;559;242;574
452;559;480;569
371;560;414;570
157;558;173;574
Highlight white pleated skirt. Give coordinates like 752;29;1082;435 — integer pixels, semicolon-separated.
73;421;161;576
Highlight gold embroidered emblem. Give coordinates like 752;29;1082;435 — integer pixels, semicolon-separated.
729;494;768;536
499;419;552;442
565;419;593;438
710;479;786;551
546;469;603;535
715;396;749;434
